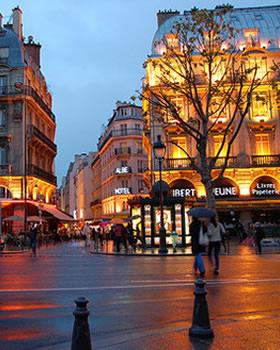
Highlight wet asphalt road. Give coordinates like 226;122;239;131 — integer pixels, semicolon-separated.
1;242;280;350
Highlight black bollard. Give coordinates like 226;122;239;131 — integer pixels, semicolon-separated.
71;297;92;350
189;278;214;339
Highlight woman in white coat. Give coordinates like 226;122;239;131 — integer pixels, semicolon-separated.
207;216;225;275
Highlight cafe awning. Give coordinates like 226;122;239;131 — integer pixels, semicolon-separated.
43;206;74;222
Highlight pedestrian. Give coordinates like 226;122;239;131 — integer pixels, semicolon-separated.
207;216;225;275
126;222;136;251
190;217;206;277
114;224;128;253
83;223;91;247
30;223;38;257
254;222;265;254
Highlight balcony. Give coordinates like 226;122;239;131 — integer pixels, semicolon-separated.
0;85;55;122
98;128;143;150
211;156;237;168
163;158;193;170
28;125;57;153
251;155;280;167
27;164;57;185
114;147;131;156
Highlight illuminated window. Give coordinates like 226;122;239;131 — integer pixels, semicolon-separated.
172;138;187;158
213;135;227;157
255;134;270;155
210;96;228;123
251;93;269;120
0;186;12;198
167;97;186;122
245;57;267;80
243;28;260;48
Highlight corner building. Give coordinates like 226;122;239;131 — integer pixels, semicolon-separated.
0;8;57;231
142;6;280;232
91;102;148;220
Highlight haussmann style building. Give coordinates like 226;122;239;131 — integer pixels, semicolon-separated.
133;6;280;246
0;7;71;233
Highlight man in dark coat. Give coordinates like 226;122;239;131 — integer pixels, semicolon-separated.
255;222;265;254
190;217;206;277
30;223;38;257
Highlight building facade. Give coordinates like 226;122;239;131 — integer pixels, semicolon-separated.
0;7;57;231
91;102;148;220
141;6;280;241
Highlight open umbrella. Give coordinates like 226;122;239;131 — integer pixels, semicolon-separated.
111;217;124;225
3;215;24;222
187;208;216;218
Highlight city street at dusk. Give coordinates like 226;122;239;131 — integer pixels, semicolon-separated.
1;243;280;349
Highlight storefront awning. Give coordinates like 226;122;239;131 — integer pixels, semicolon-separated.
43;207;74;222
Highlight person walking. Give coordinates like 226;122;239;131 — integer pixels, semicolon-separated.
207;216;225;275
254;222;265;254
114;224;128;253
30;223;38;257
190;217;206;277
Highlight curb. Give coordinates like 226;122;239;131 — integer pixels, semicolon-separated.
0;249;29;255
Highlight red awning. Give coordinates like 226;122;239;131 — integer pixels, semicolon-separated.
43;207;74;222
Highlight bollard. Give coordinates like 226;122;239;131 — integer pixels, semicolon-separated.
189;278;214;339
71;297;92;350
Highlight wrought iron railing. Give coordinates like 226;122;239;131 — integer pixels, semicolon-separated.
251;155;280;166
163;158;193;170
0;85;55;121
98;128;143;150
27;164;57;185
114;147;131;155
28;125;57;153
210;156;237;168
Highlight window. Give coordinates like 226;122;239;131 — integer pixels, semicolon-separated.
137;141;143;154
243;28;260;48
0;48;9;63
121;160;128;167
135;124;141;135
137;160;143;172
0;109;6;128
213;135;227;157
122;180;128;188
255;134;270;155
0;146;7;165
251;93;269;120
172;138;187;158
120;124;127;135
0;76;7;94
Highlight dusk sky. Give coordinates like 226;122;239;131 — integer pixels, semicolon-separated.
2;0;280;184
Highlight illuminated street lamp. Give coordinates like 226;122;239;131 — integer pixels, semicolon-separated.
153;134;168;254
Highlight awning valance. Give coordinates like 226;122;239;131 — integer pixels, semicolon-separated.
43;206;74;222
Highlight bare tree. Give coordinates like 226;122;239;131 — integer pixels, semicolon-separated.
141;5;270;209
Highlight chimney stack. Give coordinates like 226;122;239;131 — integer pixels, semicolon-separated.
157;10;180;28
24;36;41;68
12;6;23;41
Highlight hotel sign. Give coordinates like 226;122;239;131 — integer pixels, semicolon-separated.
251;177;280;197
115;187;130;195
115;166;129;174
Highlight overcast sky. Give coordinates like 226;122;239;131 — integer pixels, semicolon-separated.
2;0;280;184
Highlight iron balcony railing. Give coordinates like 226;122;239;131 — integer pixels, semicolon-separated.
98;128;143;150
0;85;55;122
27;164;57;185
114;147;131;155
210;156;237;168
162;156;237;170
251;155;280;167
28;125;57;153
163;158;194;170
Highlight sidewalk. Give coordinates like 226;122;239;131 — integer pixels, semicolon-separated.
89;238;280;256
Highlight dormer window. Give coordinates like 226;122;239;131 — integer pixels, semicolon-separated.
243;28;260;49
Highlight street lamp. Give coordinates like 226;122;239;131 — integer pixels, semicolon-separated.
153;134;168;254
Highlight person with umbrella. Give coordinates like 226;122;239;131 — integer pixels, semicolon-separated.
189;216;207;277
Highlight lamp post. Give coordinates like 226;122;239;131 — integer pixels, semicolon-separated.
153;134;168;254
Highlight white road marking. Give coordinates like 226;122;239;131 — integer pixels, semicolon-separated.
1;277;280;293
